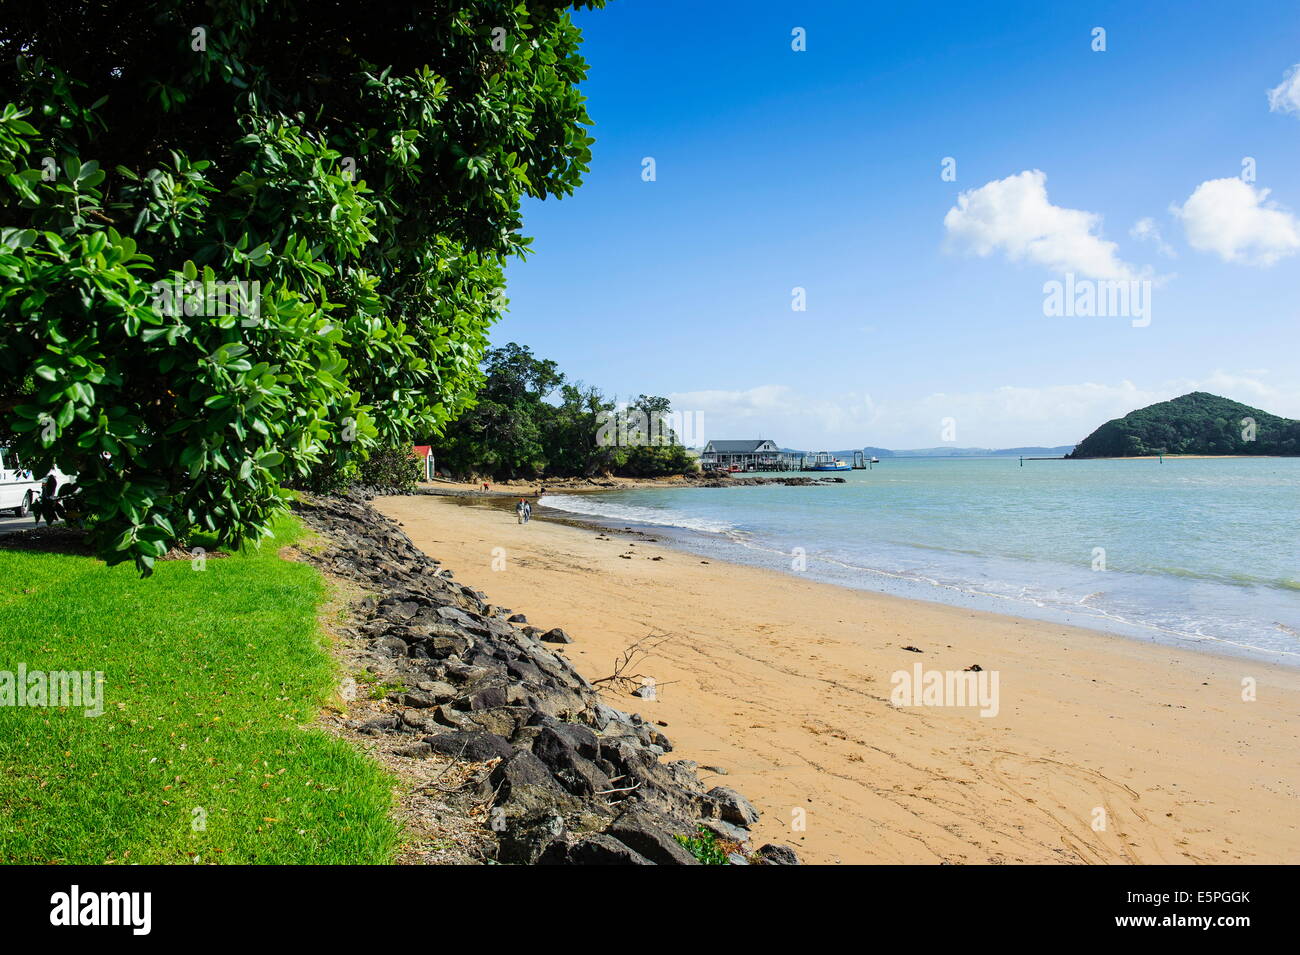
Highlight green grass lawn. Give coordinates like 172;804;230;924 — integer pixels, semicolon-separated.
0;517;398;864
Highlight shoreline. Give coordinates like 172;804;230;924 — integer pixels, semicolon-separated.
375;493;1300;864
518;482;1299;668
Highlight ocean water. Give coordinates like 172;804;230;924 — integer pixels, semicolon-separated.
539;458;1300;664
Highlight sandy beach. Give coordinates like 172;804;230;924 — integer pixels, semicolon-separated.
375;493;1300;865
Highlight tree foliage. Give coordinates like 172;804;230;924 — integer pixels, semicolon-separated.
0;0;603;571
1068;392;1300;458
433;343;698;479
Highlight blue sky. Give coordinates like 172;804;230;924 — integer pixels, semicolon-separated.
496;0;1300;448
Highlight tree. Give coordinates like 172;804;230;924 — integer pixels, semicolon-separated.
431;344;698;480
432;343;565;478
0;1;604;571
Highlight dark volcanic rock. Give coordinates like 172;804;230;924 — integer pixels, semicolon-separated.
755;843;801;865
423;730;514;762
562;833;655;865
606;811;700;865
706;786;761;826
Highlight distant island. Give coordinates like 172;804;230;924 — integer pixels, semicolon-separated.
1067;392;1300;458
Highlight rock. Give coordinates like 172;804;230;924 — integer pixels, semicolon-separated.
755;843;801;865
902;645;923;653
706;786;760;826
379;598;421;620
531;717;601;759
465;684;510;711
498;808;568;865
698;817;752;843
488;749;566;797
393;742;432;758
399;689;437;708
423;729;514;762
356;715;399;735
727;852;750;865
531;723;611;797
605;813;701;865
373;635;408;657
540;628;572;644
507;613;528;624
441;662;490;685
460;706;530;737
585;702;629;732
424;633;470;659
422;681;458;703
436;606;477;628
562;834;655;865
399;709;436;731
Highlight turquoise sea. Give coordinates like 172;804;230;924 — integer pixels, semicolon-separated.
538;458;1300;664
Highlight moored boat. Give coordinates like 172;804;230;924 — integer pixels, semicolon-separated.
808;451;852;471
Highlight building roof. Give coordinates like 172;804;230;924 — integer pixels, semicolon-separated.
704;440;776;453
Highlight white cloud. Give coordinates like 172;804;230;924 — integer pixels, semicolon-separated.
1129;217;1175;257
1267;64;1300;116
944;170;1142;280
1172;178;1300;266
671;375;1300;450
668;385;880;446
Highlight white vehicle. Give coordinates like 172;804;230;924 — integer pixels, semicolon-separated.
0;447;68;517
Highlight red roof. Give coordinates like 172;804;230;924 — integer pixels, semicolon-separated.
412;445;431;458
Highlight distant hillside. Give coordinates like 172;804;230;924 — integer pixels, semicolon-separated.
776;445;1075;458
1068;392;1300;458
860;446;1074;458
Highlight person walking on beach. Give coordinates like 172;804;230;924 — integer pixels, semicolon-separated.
524;499;532;523
516;498;528;524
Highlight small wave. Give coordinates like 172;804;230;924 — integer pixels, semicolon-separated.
1140;565;1300;592
680;535;1300;661
539;493;737;535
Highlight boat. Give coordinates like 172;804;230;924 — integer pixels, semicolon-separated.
808;451;852;472
870;456;880;464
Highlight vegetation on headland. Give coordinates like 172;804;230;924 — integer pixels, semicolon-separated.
431;343;698;480
0;1;605;572
1067;392;1300;458
0;516;398;864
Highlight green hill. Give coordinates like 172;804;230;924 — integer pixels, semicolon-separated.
1067;392;1300;458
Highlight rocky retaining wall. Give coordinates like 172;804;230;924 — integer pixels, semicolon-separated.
293;493;800;866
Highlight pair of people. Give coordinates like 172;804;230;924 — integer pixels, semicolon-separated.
515;498;532;524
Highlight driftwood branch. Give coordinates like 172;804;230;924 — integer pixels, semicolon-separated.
591;633;676;696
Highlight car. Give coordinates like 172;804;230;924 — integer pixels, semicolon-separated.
0;446;69;517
